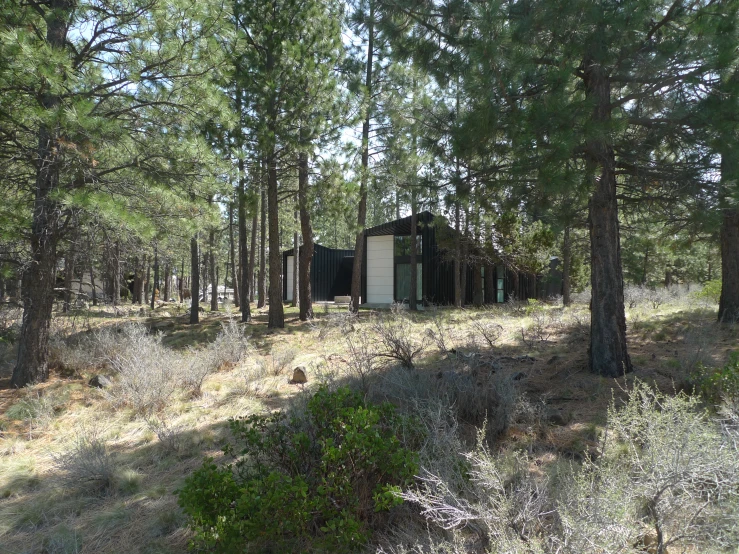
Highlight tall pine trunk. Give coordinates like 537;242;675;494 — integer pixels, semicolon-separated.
210;229;218;312
190;235;200;324
562;225;572;306
151;245;158;310
267;155;284;328
238;160;251;322
229;200;240;308
350;7;374;312
719;208;739;323
258;185;266;309
163;264;170;302
62;233;77;313
298;150;314;321
12;0;70;387
249;202;258;303
112;242;121;306
292;210;299;308
583;56;632;377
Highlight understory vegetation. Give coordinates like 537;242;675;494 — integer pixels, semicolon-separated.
1;290;738;553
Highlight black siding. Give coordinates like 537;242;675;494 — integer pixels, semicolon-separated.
282;244;354;302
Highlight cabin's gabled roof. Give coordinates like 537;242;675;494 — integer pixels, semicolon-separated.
364;211;446;236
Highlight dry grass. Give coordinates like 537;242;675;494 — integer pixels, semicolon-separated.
0;294;736;553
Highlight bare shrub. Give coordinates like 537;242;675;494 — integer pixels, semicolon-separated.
425;308;457;355
52;427;116;492
311;309;357;340
470;318;504;350
146;416;186;455
397;442;548;553
556;383;739;553
679;325;715;374
372;312;428;369
178;347;219;397
440;368;516;440
258;345;298;376
212;317;251;368
104;323;177;413
624;284;650;309
340;327;381;392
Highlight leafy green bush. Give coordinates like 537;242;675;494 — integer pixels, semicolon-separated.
693;280;721;305
178;387;421;552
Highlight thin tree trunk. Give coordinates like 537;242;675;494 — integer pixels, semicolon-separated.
258;183;266;309
190;235;200;324
267;154;284;328
350;5;374;312
410;193;418;310
12;0;69;387
210;228;218;312
151;244;158;310
298;149;314;321
229;200;240;308
163;264;171;302
112;241;121;306
642;245;650;285
238;160;251;322
249;201;258;303
292;209;299;308
90;257;98;306
584;55;632;377
144;257;151;304
63;233;77;313
562;225;572;306
179;258;185;302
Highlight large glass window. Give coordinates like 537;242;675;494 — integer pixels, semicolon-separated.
496;264;505;303
394;235;422;302
394;235;421;256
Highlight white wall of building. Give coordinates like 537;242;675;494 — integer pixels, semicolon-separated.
366;235;394;303
286;255;294;301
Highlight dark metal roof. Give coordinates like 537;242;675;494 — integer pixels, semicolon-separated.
363;211;450;236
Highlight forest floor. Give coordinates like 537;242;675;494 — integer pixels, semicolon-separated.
0;293;736;553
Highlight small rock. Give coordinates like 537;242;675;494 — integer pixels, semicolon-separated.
289;366;307;384
89;375;112;389
512;371;526;381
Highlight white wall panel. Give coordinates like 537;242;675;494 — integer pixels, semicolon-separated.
366;236;394;303
286;256;294;301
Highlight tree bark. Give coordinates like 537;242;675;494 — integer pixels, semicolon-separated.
151;245;158;310
562;225;572;306
90;257;98;306
258;184;267;309
179;258;185;303
292;209;299;308
298;149;314;320
238;161;251;322
12;0;71;387
163;263;170;302
210;228;218;312
719;207;739;323
190;234;200;324
350;5;374;312
62;233;77;313
249;200;258;303
583;55;632;377
267;155;284;328
144;256;151;304
229;200;240;308
112;241;121;306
